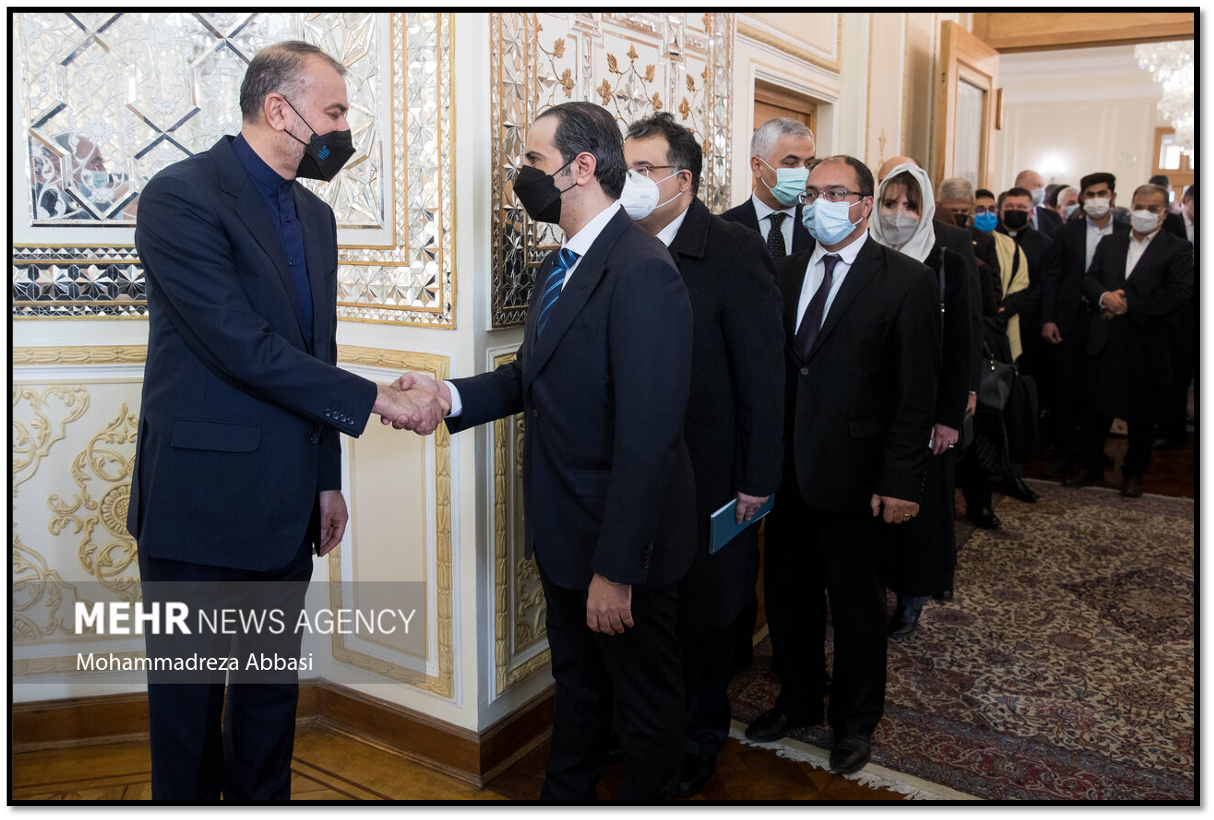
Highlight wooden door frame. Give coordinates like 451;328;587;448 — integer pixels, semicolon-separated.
934;20;1000;190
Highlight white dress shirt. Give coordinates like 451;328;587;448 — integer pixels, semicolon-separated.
794;232;869;334
446;201;624;417
1085;216;1115;271
655;201;691;248
751;192;796;252
1097;227;1160;309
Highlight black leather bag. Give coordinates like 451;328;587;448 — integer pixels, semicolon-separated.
977;354;1016;413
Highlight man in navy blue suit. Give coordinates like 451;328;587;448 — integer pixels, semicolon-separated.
129;42;443;800
397;102;697;800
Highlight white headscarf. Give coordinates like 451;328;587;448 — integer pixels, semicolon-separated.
869;161;937;263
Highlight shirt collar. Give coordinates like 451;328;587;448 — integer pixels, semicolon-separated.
810;230;868;267
232;133;292;199
562;201;622;258
751;191;796;222
655;202;691;248
1086;217;1113;233
1130;227;1161;246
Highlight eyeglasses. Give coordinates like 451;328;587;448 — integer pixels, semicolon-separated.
632;165;676;179
798;187;865;205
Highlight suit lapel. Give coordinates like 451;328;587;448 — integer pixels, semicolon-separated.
523;209;629;387
298;190;330;356
1127;231;1167;286
668;198;709;263
808;237;881;360
791;204;811;253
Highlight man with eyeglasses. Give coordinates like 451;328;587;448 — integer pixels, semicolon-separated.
745;155;939;776
720;117;815;260
1066;184;1193;497
1040;172;1130;478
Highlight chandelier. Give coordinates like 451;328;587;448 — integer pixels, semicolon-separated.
1136;41;1194;159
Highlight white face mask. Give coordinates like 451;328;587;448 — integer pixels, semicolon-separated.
620;168;680;220
1084;197;1111;218
1130;209;1161;234
1030;187;1046;206
878;210;920;246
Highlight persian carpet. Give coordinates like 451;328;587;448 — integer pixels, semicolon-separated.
730;481;1195;800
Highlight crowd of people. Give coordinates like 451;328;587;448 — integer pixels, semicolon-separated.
126;38;1195;802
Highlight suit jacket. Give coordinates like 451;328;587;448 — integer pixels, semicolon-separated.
1040;217;1130;335
934;219;984;391
776;238;940;511
925;244;974;431
1034;205;1064;238
720;198;813;255
448;208;697;590
667;197;785;629
971;228;999;277
1162;211;1188;241
999;224;1052;321
129;136;378;572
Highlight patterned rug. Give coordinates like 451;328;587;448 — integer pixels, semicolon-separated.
730;481;1195;800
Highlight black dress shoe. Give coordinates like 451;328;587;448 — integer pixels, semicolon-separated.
966;508;1001;529
999;476;1040;503
933;589;954;602
829;733;872;774
677;753;716;798
887;605;921;641
744;705;821;743
1062;468;1104;488
1121;475;1143;498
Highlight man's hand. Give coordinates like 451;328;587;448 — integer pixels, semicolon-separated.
586;573;633;635
870;493;920;524
382;372;452;434
931;423;959;456
1100;289;1128;316
373;379;448;435
317;490;348;556
1042;322;1063;344
735;492;769;524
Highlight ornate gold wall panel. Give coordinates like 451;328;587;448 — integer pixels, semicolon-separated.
489;12;733;327
13;12;456;326
490;350;551;696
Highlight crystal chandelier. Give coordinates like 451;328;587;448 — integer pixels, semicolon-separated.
1136;41;1194;159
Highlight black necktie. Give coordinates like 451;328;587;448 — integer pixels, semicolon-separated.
794;253;841;359
766;212;788;259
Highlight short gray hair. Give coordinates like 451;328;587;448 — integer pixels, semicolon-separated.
240;41;347;123
1055;186;1078;204
750;117;814;160
938;176;974;202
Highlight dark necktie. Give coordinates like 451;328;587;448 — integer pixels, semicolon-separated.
536;247;579;338
794;253;841;359
766;212;788;259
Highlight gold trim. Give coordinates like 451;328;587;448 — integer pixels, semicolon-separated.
13;651;146;677
491;350;550;695
13;346;148;365
330;347;455;698
737;15;843;74
445;13;458;333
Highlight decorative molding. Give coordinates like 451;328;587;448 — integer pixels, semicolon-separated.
737;14;842;74
489;12;734;327
12;346;148;366
330;346;455;699
491;350;550;697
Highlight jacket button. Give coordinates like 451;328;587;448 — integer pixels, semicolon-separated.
310;433;319;445
324;410;332;418
800;367;809;376
531;409;539;418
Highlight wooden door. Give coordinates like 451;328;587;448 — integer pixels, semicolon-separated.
754;80;817;138
933;20;1000;190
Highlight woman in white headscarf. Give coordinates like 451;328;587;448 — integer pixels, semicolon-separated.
869;162;973;640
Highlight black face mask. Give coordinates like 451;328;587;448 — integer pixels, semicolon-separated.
512;159;574;224
1002;209;1029;231
953;212;970;228
283;97;355;182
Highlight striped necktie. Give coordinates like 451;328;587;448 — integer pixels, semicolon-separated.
537;247;579;338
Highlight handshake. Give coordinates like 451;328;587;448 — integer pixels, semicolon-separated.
371;372;452;436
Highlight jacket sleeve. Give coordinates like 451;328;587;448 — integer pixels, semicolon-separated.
1128;241;1194;318
1039;228;1066;326
318;211;345;491
1083;236;1114;306
135;172;378;439
938;250;973;430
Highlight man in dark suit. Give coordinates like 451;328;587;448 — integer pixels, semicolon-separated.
1014;168;1064;238
1065;184;1193;497
1148;174;1189;240
128;42;441;800
744;155;939;775
719;117;816;259
1040;172;1130;476
623;113;785;797
1156;182;1196;448
399;102;696;800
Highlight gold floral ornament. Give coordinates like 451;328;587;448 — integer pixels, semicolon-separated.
651;93;663;110
686;73;697;92
552;38;565;59
597;78;613;105
607;52;620;74
644;64;655;83
679;97;692;120
47;404;141;601
559;68;575;97
515;557;547;647
12;385;90;491
12;532;93;641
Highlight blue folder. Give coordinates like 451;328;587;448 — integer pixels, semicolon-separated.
708;496;775;555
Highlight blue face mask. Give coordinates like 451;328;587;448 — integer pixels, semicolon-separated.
801;197;860;246
1065;203;1079;220
761;158;810;207
973;211;998;232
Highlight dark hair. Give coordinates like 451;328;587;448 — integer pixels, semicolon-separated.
814;154;874;198
882;170;922;214
625;112;702;195
1148;174;1171;188
975;188;995;201
1133;183;1170;204
240;41;347;123
1044;183;1068;209
536;102;627;199
1183;183;1196;202
1079;172;1116;195
998;186;1033;209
